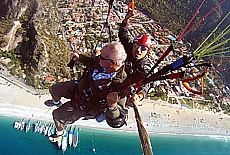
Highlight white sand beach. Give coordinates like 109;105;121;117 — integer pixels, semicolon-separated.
1;76;230;136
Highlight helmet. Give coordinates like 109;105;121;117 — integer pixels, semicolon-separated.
134;34;152;49
106;106;127;128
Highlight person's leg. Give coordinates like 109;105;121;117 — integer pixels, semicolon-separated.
49;101;86;142
49;86;61;102
45;81;77;107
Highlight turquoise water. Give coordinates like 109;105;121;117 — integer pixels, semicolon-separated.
0;115;229;155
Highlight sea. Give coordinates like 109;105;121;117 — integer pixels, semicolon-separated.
0;115;230;155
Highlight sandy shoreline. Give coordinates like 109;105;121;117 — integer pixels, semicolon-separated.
1;77;230;137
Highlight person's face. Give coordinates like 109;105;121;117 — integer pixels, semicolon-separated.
132;43;148;60
99;54;116;71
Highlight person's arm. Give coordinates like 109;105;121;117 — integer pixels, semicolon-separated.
118;10;134;45
70;52;98;66
131;56;155;102
106;92;120;119
123;10;134;24
136;83;150;100
106;92;120;109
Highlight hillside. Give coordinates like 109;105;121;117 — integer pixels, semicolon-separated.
123;0;229;49
0;0;71;88
0;0;229;115
0;0;229;87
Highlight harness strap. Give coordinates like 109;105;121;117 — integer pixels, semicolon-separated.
147;44;173;78
157;72;185;80
182;72;206;95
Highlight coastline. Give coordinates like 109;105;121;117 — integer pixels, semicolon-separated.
1;77;230;137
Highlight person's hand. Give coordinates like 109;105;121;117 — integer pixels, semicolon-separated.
70;53;79;61
127;93;143;106
106;92;120;108
124;9;134;23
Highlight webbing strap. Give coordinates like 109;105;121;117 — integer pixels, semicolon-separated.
147;44;173;78
182;72;206;95
148;72;184;82
143;56;189;84
172;58;185;69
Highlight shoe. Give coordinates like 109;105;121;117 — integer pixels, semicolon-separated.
44;100;62;107
48;130;65;142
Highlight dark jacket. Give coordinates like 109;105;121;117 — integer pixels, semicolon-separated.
75;55;127;116
118;21;154;98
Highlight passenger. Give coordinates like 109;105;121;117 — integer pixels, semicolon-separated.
46;42;128;142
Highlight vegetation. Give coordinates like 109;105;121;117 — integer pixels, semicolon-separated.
0;0;71;88
0;0;229;114
30;0;72;88
123;0;226;49
0;18;14;48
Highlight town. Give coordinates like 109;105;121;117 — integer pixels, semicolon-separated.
55;0;230;113
0;0;229;115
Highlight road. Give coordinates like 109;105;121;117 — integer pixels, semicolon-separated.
0;21;21;51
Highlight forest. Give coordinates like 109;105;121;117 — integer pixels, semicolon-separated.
122;0;228;49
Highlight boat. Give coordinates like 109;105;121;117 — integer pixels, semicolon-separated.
72;126;79;148
13;121;20;129
91;138;96;153
92;148;96;153
62;131;68;153
34;121;40;133
68;126;74;147
39;124;45;134
19;118;25;130
57;135;63;149
51;124;55;135
44;124;49;136
25;119;31;133
33;122;38;132
47;123;53;137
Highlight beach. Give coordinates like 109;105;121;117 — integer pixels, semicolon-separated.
1;76;230;137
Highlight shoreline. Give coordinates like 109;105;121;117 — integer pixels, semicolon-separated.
2;112;230;138
1;110;230;138
1;77;230;137
1;103;230;137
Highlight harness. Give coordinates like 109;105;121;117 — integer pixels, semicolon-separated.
72;64;126;112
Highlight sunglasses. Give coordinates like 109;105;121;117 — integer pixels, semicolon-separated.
134;43;148;51
100;55;115;63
